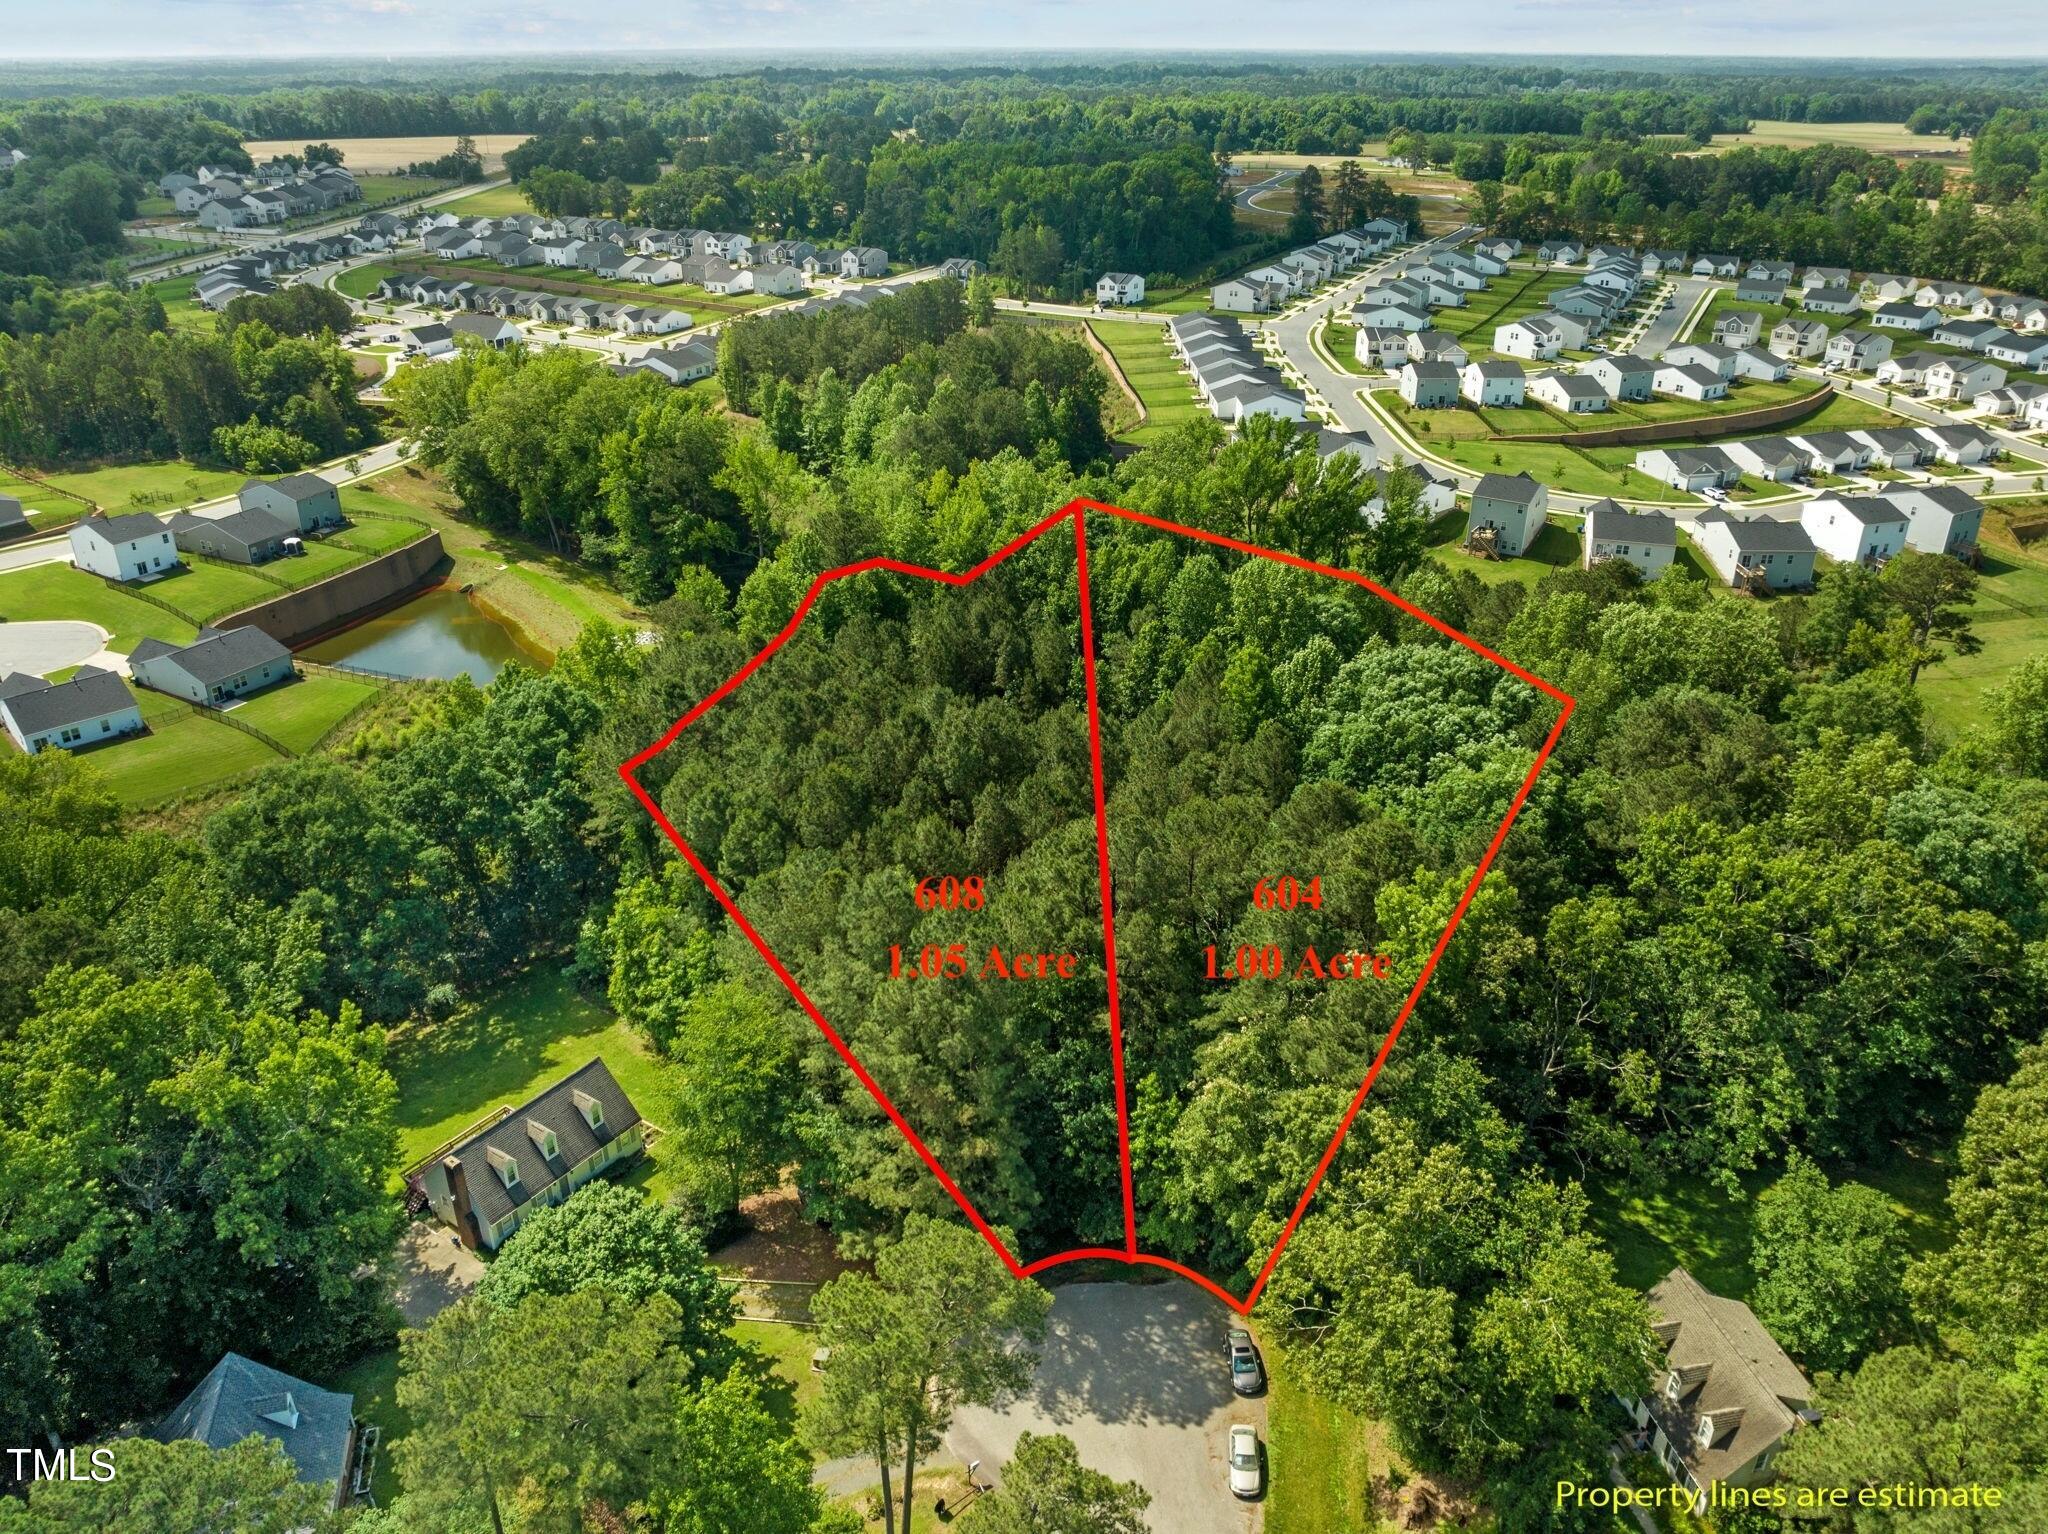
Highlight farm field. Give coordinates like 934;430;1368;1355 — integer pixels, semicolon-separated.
1087;319;1204;446
240;134;533;174
1689;120;1962;157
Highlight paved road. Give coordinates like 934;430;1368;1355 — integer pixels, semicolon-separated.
1262;224;1474;466
1231;169;1295;213
1635;276;1713;357
946;1281;1265;1534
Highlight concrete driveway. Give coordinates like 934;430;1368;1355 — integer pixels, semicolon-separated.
390;1220;485;1327
947;1280;1265;1534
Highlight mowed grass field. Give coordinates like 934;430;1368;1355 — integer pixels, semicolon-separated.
77;688;283;806
241;134;533;174
1690;120;1962;156
437;182;539;218
229;672;382;753
1088;319;1205;446
1919;514;2048;734
0;564;197;652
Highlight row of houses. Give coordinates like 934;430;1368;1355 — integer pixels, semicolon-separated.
1167;314;1310;425
395;209;890;292
375;273;692;338
1636;423;2003;490
1210;218;1411;314
160;163;362;230
67;476;344;582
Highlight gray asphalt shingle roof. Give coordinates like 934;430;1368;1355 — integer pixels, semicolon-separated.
153;1352;354;1492
0;666;137;735
448;1059;642;1229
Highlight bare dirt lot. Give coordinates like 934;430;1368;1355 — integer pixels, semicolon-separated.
240;133;532;174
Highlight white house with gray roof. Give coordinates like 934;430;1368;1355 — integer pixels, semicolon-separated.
0;667;143;755
1691;510;1817;590
130;627;295;706
1582;501;1675;578
69;512;177;582
1461;360;1525;407
1800;495;1909;566
1465;472;1548;558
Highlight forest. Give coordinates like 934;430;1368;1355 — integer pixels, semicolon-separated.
8;328;2048;1523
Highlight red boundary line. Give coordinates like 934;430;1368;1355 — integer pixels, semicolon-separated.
619;496;1573;1316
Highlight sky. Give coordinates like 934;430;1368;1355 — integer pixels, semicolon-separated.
6;1;2047;61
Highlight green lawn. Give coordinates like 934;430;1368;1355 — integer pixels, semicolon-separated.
1434;268;1583;355
0;469;93;531
1088;319;1205;446
336;262;404;300
1919;539;2048;735
383;255;775;314
1263;1336;1394;1534
1585;1143;1953;1301
438;183;537;218
354;175;448;206
1321;321;1370;375
80;688;285;807
331;507;428;555
138;275;215;335
37;459;244;514
1445;439;1697;503
151;561;289;625
331;1349;407;1507
229;672;382;752
0;564;197;653
1428;514;1585;587
384;968;689;1199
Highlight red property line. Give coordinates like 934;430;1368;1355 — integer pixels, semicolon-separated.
619;496;1573;1316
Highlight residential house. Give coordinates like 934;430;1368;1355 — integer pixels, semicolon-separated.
130;626;296;706
1800;495;1910;566
1870;302;1941;333
1932;318;2004;352
1356;328;1415;369
1535;309;1595;349
1585;353;1657;403
1879;483;1983;558
1801;266;1852;291
938;257;983;280
1213;278;1278;314
1734;279;1784;306
1364;464;1458;519
1475;237;1520;263
1621;1269;1815;1507
1551;285;1623;325
1462;361;1526;407
1747;260;1796;285
1692;255;1740;277
1915;424;1999;465
1398;360;1461;408
1634;446;1742;492
237;474;342;535
742;261;804;297
631;341;719;385
1924;357;2006;401
1874;350;1945;388
1209;375;1308;425
1848;428;1927;470
1494;316;1565;361
0;668;143;756
1724;436;1808;483
1663;342;1738;381
1528;370;1608;413
1914;281;1984;310
154;1353;359;1511
169;506;295;565
1653;363;1729;402
1581;500;1677;579
1464;472;1549;558
1860;274;1916;303
1824;329;1891;371
840;247;889;279
1800;287;1860;317
1691;511;1818;591
69;512;176;582
0;494;30;542
1641;250;1688;276
620;255;684;285
1730;346;1790;382
1985;332;2048;370
1713;310;1763;347
1537;239;1584;265
402;322;456;359
1977;382;2048;418
1790;431;1874;474
1407;330;1470;367
422;1059;646;1252
449;313;523;349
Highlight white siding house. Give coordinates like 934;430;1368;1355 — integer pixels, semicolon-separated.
68;513;176;582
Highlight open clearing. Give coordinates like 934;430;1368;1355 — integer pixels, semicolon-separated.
1088;319;1205;447
239;134;532;174
1690;120;1964;157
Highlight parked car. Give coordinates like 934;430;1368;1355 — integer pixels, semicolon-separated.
1227;1328;1264;1395
1228;1424;1263;1499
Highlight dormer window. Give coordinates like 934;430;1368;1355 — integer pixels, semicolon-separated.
1696;1414;1715;1449
573;1089;604;1132
1664;1371;1681;1400
487;1145;521;1191
260;1392;301;1430
526;1118;560;1160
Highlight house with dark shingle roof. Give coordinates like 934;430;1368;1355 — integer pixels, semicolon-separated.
1621;1269;1815;1506
154;1352;357;1509
1465;472;1549;558
1692;510;1818;591
1582;500;1676;578
240;474;343;534
0;493;29;542
0;667;144;755
421;1059;646;1252
131;627;295;706
169;506;295;565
